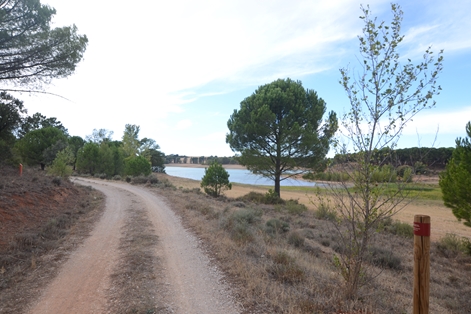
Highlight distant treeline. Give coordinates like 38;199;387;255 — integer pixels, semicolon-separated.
165;154;239;165
333;147;454;169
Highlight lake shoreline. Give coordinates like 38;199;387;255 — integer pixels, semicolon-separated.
165;163;246;170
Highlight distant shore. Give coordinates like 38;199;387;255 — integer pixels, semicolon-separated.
164;163;246;170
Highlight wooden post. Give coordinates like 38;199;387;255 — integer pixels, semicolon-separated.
413;215;431;314
19;163;23;176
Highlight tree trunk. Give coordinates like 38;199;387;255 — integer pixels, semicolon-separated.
274;173;281;197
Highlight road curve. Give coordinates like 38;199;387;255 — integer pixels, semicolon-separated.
27;178;239;314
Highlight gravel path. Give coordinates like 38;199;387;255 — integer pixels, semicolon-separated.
26;178;239;314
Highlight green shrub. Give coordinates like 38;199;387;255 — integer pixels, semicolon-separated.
370;164;397;183
304;171;350;182
314;203;337;221
125;175;132;183
265;218;290;234
379;218;414;238
48;149;73;178
437;233;471;257
285;200;308;215
237;191;266;203
264;189;284;204
368;246;402;270
396;165;413;182
201;161;232;197
221;208;262;243
414;161;427;174
124;156;151;177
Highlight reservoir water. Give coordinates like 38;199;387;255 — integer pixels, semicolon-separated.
164;166;316;187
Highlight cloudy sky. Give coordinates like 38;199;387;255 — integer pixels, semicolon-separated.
16;0;471;157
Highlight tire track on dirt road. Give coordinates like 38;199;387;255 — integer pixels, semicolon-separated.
26;181;127;314
28;178;239;314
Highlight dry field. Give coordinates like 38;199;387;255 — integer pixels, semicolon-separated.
161;172;471;241
157;172;471;313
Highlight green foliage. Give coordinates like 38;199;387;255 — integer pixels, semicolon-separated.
439;122;471;227
378;218;414;238
124;156;151;177
0;92;25;139
18;113;68;138
76;142;100;175
226;78;338;196
334;3;443;298
0;0;88;87
436;233;471;257
265;219;290;234
122;124;140;157
15;126;68;169
48;149;73;177
264;189;284;204
276;200;308;215
303;171;350;182
221;208;262;244
314;203;338;221
200;161;232;197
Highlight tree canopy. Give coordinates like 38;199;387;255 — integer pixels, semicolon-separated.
15;126;67;169
439;122;471;227
226;78;337;196
0;0;88;88
201;161;232;197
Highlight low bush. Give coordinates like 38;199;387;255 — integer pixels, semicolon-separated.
288;231;305;247
437;233;471;257
268;251;305;283
112;175;122;181
368;246;402;270
379;218;414;238
276;200;308;215
314;203;337;221
265;218;290;234
221;208;263;244
264;189;285;204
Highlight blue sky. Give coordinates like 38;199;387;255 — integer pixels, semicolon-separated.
16;0;471;157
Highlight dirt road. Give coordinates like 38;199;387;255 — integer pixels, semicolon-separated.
26;178;239;314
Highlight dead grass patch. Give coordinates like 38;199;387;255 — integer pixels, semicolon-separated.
106;201;169;313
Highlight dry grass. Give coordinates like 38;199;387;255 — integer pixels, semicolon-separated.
0;171;105;314
106;199;170;313
151;175;471;314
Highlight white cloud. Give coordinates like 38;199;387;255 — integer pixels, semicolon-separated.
402;107;471;136
199;132;227;142
175;119;193;130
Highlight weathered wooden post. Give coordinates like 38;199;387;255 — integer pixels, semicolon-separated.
413;215;431;314
19;163;23;176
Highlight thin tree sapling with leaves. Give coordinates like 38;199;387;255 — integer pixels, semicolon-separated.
326;3;443;299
